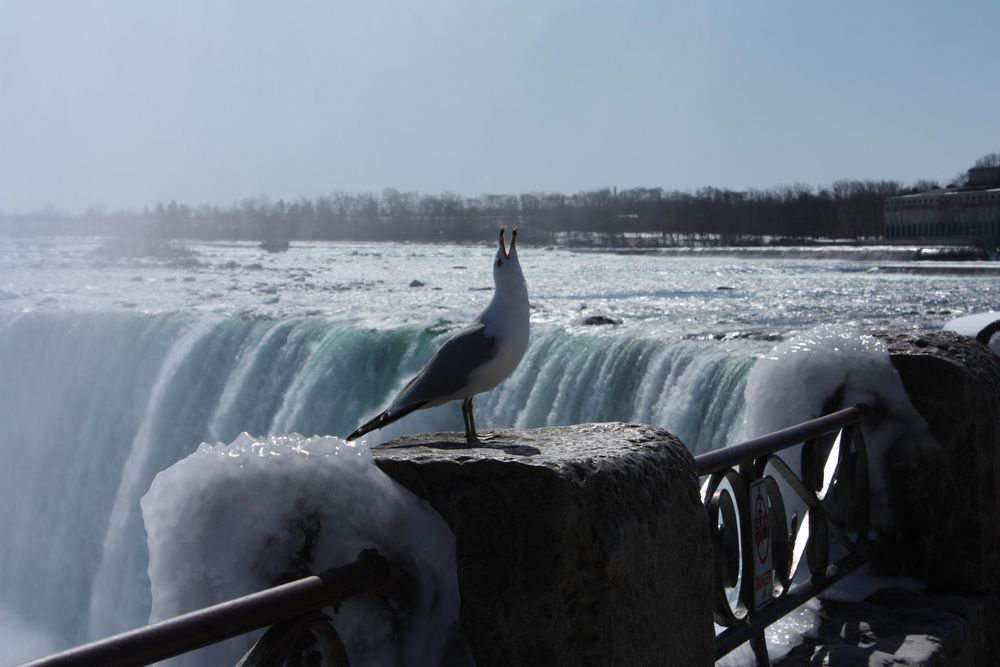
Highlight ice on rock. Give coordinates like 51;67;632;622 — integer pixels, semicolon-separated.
743;324;935;527
720;325;938;667
944;311;1000;355
746;326;891;433
141;433;460;666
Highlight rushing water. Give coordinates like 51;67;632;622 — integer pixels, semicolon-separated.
1;237;998;661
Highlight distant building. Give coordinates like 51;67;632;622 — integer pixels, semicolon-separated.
884;167;1000;243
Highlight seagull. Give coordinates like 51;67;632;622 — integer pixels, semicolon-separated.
347;227;530;444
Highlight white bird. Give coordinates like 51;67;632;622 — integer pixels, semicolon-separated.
347;228;530;444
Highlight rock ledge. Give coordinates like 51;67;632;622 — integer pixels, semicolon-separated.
373;422;713;667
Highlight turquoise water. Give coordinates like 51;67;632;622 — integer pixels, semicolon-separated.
0;237;997;660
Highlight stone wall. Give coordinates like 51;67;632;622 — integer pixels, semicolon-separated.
778;332;1000;666
874;331;1000;594
373;422;713;667
781;332;1000;667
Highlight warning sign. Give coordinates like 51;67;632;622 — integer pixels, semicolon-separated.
750;479;773;610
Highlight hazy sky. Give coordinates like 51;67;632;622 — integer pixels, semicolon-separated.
1;0;998;212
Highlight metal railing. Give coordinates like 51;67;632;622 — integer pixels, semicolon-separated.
694;404;873;666
19;549;400;667
23;408;873;667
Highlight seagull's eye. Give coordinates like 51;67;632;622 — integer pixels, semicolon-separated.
496;258;503;268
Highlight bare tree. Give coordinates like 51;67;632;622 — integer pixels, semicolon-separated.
973;151;1000;168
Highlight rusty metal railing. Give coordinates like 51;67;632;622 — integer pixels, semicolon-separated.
19;549;400;667
694;404;873;666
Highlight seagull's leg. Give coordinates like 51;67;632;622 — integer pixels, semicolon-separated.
466;397;498;443
468;398;478;440
462;398;479;444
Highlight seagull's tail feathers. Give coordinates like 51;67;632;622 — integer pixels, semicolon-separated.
346;400;429;442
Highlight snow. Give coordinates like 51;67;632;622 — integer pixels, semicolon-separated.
141;433;459;666
743;324;935;527
944;311;1000;355
716;325;938;666
715;599;821;667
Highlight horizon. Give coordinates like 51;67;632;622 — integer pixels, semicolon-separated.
2;0;998;213
1;176;921;218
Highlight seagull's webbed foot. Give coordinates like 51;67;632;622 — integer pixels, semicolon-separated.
461;397;495;445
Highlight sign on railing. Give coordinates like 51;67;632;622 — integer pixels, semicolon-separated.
749;478;772;612
694;405;872;666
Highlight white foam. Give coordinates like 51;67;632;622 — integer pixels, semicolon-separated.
0;605;59;665
141;433;460;666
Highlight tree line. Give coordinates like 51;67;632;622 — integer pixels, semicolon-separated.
0;179;940;246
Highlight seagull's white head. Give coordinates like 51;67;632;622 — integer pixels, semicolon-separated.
494;227;525;291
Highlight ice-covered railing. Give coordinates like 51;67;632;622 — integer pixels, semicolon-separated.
695;404;873;666
24;408;874;667
18;549;400;667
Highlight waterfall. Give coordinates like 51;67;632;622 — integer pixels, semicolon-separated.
0;310;753;660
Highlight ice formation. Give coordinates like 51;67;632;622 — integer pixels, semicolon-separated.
718;325;937;666
141;433;460;666
715;599;821;667
944;311;1000;355
743;324;935;526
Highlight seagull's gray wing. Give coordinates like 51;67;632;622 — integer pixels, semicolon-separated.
391;323;498;408
346;323;498;441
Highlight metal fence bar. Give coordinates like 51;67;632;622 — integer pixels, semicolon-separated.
19;549;397;667
713;547;871;659
694;405;871;476
695;405;873;666
22;408;875;667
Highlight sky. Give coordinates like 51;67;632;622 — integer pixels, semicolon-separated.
1;0;998;212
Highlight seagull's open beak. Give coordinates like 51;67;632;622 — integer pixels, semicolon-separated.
499;227;517;260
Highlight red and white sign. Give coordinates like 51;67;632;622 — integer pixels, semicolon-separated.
750;479;773;610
